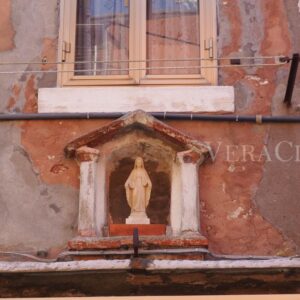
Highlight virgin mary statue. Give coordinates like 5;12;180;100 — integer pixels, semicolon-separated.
125;157;152;224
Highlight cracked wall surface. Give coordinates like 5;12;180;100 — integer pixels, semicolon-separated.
0;0;78;255
0;0;300;256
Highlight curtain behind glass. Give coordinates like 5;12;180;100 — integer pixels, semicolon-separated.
75;0;129;76
147;0;201;75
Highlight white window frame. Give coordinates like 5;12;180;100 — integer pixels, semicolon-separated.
58;0;217;86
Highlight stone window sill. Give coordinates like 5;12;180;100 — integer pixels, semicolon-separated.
37;86;235;113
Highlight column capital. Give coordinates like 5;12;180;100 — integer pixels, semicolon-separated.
76;146;100;163
176;148;206;166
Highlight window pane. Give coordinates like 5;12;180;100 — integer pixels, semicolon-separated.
147;0;201;75
75;0;129;76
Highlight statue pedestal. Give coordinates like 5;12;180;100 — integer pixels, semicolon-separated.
109;224;166;236
126;212;150;224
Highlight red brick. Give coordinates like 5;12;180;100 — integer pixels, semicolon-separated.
109;224;166;236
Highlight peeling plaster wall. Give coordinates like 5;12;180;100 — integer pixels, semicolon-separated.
0;0;15;52
0;0;78;254
209;0;300;255
0;0;300;256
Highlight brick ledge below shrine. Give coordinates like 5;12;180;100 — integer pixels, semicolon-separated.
68;236;208;251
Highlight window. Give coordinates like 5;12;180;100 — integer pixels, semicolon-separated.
58;0;217;86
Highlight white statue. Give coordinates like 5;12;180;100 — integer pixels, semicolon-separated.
125;157;152;224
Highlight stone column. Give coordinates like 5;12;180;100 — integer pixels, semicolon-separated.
76;146;100;237
170;160;182;236
176;149;205;236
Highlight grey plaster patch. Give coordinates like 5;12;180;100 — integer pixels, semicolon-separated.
217;1;232;56
254;125;300;252
238;0;264;56
0;1;77;251
40;188;49;197
0;123;78;251
272;67;293;116
0;0;59;112
38;73;58;89
9;147;40;187
234;81;255;111
283;0;300;49
0;123;20;148
217;0;264;81
237;0;264;75
0;196;9;229
218;0;264;59
271;83;289;116
49;203;61;214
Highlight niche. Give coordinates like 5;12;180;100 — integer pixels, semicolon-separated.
65;110;212;240
107;140;172;225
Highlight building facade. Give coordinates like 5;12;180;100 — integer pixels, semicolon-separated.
0;0;300;296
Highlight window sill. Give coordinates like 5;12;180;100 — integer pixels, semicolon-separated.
38;86;235;113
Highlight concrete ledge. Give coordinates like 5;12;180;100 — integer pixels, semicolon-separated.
1;258;300;273
148;258;300;270
38;86;235;113
1;260;300;296
0;259;131;273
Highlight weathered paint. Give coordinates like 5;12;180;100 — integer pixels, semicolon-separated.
38;86;235;113
0;0;15;52
68;236;208;250
0;0;299;258
0;0;77;253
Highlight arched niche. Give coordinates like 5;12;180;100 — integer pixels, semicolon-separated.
104;131;177;226
65;111;212;239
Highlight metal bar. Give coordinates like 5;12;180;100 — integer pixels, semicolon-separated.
133;228;139;257
58;248;209;258
284;53;300;106
0;112;123;121
93;45;98;76
3;112;300;123
0;249;294;263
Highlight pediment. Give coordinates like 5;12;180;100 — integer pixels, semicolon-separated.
64;110;211;158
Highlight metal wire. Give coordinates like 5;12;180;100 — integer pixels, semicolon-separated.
0;55;286;66
0;63;288;75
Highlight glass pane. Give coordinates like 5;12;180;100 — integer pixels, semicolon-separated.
75;0;129;76
147;0;201;75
